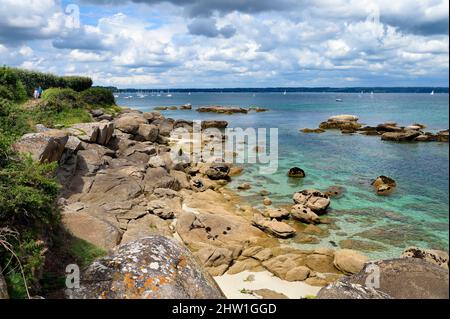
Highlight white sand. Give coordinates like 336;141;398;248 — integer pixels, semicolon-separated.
214;270;321;299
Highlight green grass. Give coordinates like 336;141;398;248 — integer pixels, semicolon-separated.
68;237;107;268
25;106;92;129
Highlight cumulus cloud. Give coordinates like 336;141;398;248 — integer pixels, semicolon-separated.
187;18;236;38
0;0;448;87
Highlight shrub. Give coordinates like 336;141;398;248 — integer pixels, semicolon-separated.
79;87;115;107
0;67;27;102
5;67;93;97
40;88;82;112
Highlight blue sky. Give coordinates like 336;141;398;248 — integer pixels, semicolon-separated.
0;0;448;88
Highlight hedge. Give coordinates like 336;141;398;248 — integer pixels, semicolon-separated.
78;87;115;107
2;67;92;97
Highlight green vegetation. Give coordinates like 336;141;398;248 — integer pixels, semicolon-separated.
79;87;116;107
0;66;116;298
68;238;107;268
7;67;92;96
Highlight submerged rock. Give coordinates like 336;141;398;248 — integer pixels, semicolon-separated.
197;106;248;114
371;175;396;196
300;128;325;133
287;167;306;178
67;236;225;299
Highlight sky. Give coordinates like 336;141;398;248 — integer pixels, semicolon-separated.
0;0;448;88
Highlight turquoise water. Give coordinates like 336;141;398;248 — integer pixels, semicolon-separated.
117;92;449;259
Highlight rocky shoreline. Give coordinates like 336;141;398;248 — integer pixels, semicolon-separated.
301;114;449;142
9;107;449;299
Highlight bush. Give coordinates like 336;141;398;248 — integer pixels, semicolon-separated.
40;88;83;112
79;87;115;107
5;67;92;97
0;67;27;102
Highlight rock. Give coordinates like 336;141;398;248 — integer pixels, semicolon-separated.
76;149;109;175
287;167;305;178
229;166;244;177
342;258;449;299
180;104;192;110
68;123;99;143
292;190;330;213
376;123;403;132
91;109;104;117
121;215;172;243
96;121;115;145
13;130;68;163
339;239;384;252
62;210;122;250
227;259;263;274
205;163;230;180
194;246;233;276
371;175;396;196
250;289;288;299
291;204;320;224
259;190;271;196
437;129;449;142
98;114;113;121
333;249;368;275
147;200;176;219
381;131;420;141
201;120;228;129
317;281;392;299
67;236;225;299
262;254;304;279
115;115;147;134
319;115;361;130
262;197;272;206
148;155;167;169
137;124;159;142
303;224;327;236
237;182;251;190
0;267;8;299
323;186;346;198
197;106;248;114
159;118;175;136
251;214;296;238
415;134;437;142
35;123;49;132
285;266;311;281
305;254;338;273
300;128;325;133
65;136;83;152
263;208;289;220
401;247;449;269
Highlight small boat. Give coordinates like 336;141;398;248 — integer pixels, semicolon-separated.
370;91;374;95
430;90;435;95
188;92;191;95
166;90;172;97
114;94;119;98
283;90;287;95
335;98;343;102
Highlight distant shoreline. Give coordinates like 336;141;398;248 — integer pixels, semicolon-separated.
112;87;449;93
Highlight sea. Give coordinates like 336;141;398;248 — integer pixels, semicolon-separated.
116;91;449;259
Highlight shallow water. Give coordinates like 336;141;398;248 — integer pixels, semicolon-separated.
117;92;449;259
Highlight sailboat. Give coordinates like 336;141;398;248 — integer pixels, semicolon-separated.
283;90;287;95
430;90;435;95
166;89;172;97
188;92;191;96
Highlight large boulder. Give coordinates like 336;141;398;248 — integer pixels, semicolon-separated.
371;175;396;196
287;167;306;178
115;115;147;134
437;129;449;142
68;122;114;145
136;124;159;142
13;130;68;163
251;214;296;238
401;247;449;269
317;281;392;299
333;249;368;275
205;163;230;180
341;258;449;299
66;236;225;299
381;130;420;141
292;190;330;213
62;210;122;250
291;204;320;224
